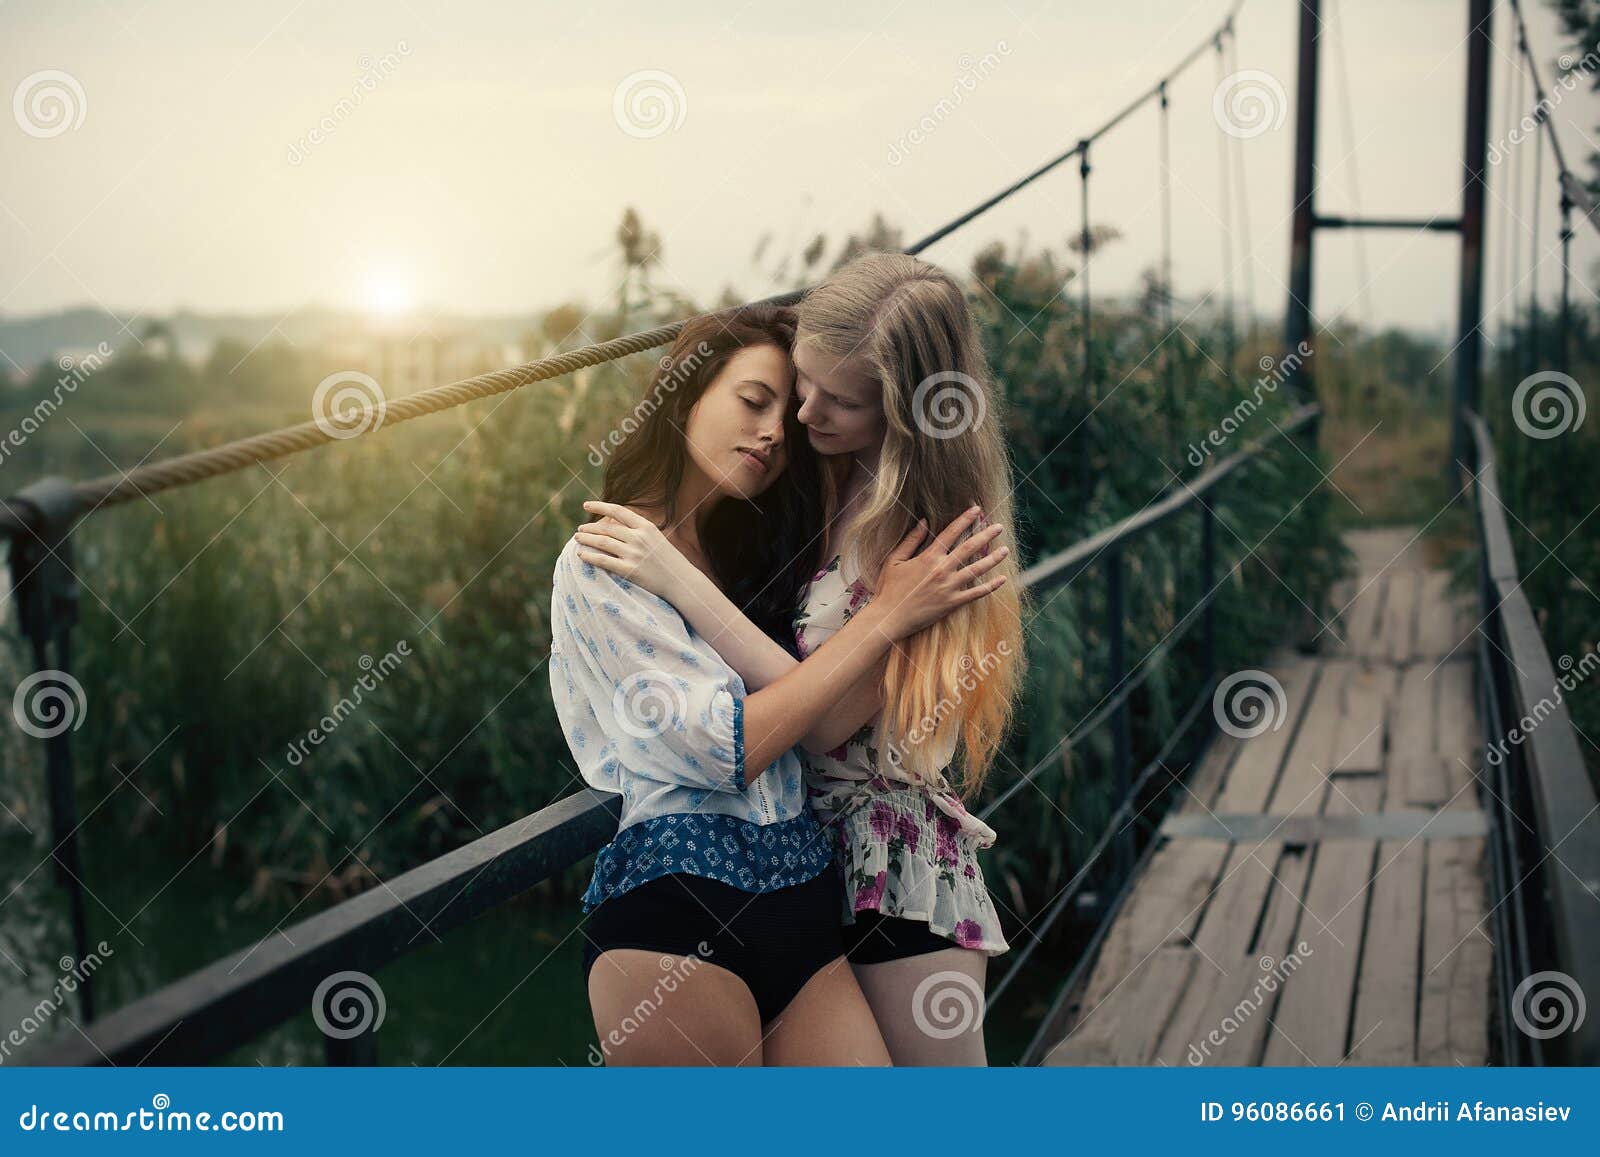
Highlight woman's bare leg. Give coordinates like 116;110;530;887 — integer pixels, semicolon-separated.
850;947;989;1066
587;948;763;1066
759;955;892;1067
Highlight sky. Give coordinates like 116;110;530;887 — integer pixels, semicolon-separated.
2;0;1597;341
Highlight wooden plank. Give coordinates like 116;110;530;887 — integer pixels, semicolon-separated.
1071;839;1231;1012
1336;574;1385;658
1259;779;1381;1065
1214;660;1318;814
1154;841;1314;1066
1043;947;1196;1065
1416;570;1463;658
1331;664;1396;776
1346;838;1425;1063
1417;836;1492;1065
1265;661;1344;817
1389;663;1437;762
1395;752;1452;808
1435;660;1481;809
1383;570;1419;666
1179;731;1243;816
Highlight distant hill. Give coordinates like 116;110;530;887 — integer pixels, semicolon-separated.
0;306;544;372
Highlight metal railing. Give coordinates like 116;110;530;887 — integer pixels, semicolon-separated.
1465;409;1600;1066
26;403;1321;1065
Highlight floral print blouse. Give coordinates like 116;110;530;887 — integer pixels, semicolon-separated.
793;548;1010;956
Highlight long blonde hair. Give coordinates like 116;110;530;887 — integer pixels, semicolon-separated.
798;252;1026;799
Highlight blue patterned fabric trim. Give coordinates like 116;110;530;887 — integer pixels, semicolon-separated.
580;810;834;912
731;696;746;791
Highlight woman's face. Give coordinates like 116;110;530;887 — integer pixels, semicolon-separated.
793;335;887;457
683;343;793;500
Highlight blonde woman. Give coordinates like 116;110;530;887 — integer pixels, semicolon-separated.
576;253;1025;1065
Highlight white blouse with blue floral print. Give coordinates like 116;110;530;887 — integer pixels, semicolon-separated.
548;537;833;910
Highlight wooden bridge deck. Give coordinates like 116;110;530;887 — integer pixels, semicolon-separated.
1038;529;1493;1067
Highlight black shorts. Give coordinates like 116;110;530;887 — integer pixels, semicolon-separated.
580;861;846;1025
842;908;963;964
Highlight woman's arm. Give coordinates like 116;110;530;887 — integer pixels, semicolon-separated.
574;504;1008;779
575;506;799;690
575;502;962;753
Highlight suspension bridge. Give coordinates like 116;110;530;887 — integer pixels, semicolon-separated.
5;0;1598;1067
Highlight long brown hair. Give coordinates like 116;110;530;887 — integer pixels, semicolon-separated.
602;304;823;645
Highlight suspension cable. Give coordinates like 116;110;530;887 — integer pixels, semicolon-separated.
0;0;1249;539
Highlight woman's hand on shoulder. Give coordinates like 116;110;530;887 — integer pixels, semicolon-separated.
574;500;695;604
869;505;1008;639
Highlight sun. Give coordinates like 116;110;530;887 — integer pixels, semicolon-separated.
361;270;416;318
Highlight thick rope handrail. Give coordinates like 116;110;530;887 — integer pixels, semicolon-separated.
0;318;694;536
0;0;1247;538
77;321;690;508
